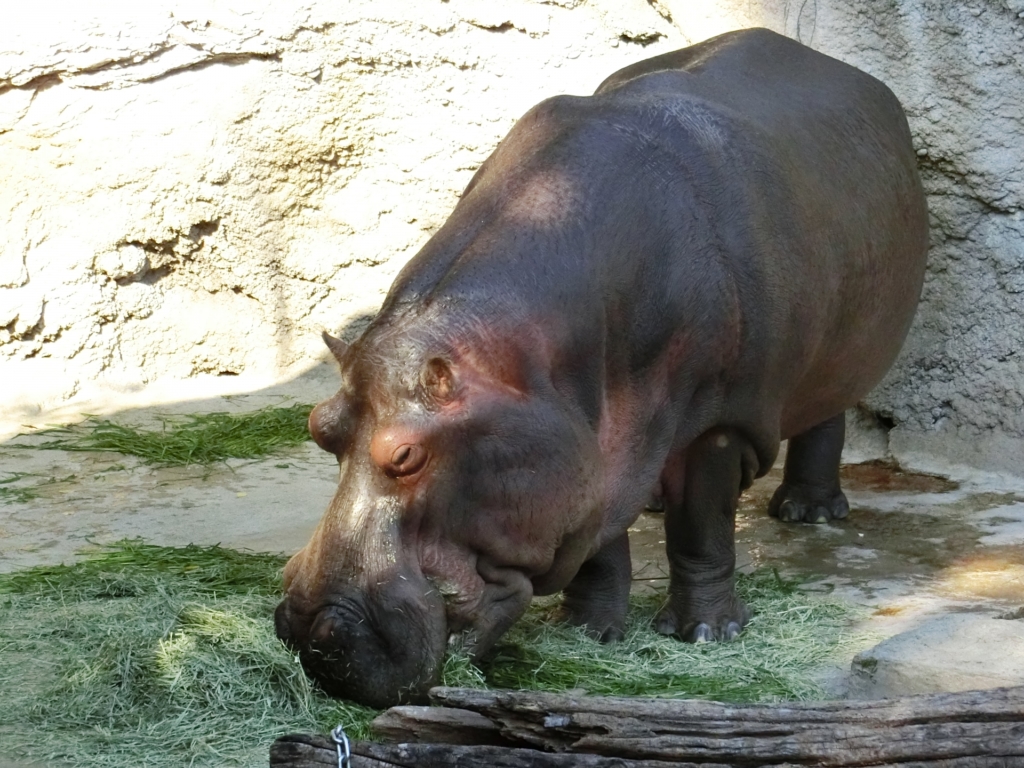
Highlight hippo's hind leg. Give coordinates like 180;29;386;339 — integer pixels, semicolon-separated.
655;428;755;642
562;532;631;642
768;412;850;524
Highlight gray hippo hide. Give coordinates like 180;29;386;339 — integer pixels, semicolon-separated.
275;28;928;708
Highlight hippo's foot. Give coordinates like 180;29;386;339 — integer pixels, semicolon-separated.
768;482;849;524
560;532;631;643
561;598;627;643
654;594;751;643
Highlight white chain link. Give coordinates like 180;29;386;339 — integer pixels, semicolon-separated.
330;725;351;768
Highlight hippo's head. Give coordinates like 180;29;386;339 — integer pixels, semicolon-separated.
275;322;602;707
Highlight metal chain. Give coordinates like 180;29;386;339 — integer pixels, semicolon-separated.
331;725;351;768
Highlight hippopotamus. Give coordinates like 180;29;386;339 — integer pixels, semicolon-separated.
275;27;928;707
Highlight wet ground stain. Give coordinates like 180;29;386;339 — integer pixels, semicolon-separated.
839;460;959;494
630;461;1024;609
0;441;338;572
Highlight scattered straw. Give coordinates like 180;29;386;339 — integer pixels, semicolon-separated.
0;472;38;504
0;541;866;768
25;405;315;466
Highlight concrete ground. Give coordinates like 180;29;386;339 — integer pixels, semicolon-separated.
630;460;1024;696
2;375;1024;699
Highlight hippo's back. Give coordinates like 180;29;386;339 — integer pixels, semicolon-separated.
596;29;928;440
597;28;904;135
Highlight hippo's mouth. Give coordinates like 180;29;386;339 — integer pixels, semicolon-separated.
444;626;483;661
294;600;446;706
429;561;537;668
275;572;448;708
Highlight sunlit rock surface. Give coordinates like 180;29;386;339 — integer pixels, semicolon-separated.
850;613;1024;697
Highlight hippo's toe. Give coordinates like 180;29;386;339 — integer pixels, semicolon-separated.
654;596;751;643
598;625;626;643
768;484;850;524
560;601;628;644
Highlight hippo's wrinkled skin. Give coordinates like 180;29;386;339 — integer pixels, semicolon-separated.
275;28;928;707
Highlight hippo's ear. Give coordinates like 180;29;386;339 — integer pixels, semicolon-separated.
421;357;457;404
322;331;348;363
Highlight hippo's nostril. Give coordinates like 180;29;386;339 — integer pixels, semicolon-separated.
310;611;339;645
274;601;296;646
371;430;428;478
281;573;448;707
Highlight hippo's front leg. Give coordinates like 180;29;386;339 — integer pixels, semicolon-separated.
655;428;756;642
561;532;632;642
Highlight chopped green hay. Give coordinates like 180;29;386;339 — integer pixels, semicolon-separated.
450;571;863;702
0;540;286;598
26;404;315;466
0;542;374;768
0;542;866;768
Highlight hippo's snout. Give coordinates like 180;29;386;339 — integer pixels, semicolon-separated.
275;572;447;708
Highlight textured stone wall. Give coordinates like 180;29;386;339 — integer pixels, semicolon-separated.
0;0;683;428
2;1;1022;474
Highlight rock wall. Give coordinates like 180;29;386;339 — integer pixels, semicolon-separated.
2;1;1022;475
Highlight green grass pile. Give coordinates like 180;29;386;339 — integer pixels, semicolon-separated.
27;404;315;466
446;571;862;701
0;541;374;768
0;541;864;768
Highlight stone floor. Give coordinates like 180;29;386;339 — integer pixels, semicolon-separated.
2;379;1024;699
630;460;1024;696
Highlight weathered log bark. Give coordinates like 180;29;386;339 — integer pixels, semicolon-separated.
390;686;1024;766
269;735;706;767
270;686;1024;767
371;704;511;746
270;733;1024;768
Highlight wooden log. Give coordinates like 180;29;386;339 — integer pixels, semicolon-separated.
271;686;1024;767
270;733;1024;768
371;704;511;746
375;686;1024;766
269;734;711;767
429;685;1024;732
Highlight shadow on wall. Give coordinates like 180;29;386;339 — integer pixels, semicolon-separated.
0;311;376;442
